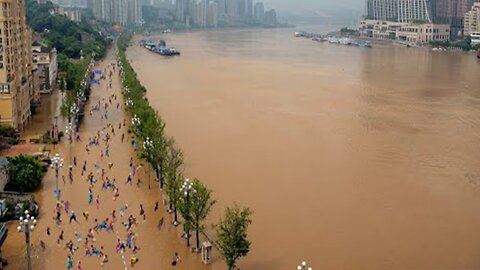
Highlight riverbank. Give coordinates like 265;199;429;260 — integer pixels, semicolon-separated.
1;45;214;270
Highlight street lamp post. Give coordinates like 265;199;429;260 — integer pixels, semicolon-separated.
131;115;141;151
131;114;141;130
70;104;79;133
126;98;133;108
50;153;64;201
297;261;313;270
17;210;37;270
65;122;73;167
143;137;153;189
180;178;195;246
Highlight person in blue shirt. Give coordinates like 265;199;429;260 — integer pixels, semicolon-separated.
66;255;73;270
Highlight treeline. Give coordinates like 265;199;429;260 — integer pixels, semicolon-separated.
117;34;252;270
26;0;108;59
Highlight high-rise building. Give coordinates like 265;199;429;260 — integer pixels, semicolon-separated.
93;0;141;25
464;2;480;36
226;0;237;18
93;0;111;22
433;0;476;37
126;0;142;24
264;8;276;25
397;0;431;22
0;0;34;130
207;1;218;27
217;0;226;18
365;0;398;21
246;0;253;18
237;0;245;18
253;2;264;22
365;0;431;22
175;0;186;22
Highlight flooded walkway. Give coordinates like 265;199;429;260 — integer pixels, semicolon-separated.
2;45;215;270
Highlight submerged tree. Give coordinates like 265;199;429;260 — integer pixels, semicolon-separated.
190;179;216;251
163;138;183;225
178;178;216;248
215;204;253;270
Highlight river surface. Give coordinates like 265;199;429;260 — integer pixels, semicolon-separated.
127;27;480;270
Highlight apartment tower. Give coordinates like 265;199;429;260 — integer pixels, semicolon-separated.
366;0;431;22
0;0;34;129
464;1;480;36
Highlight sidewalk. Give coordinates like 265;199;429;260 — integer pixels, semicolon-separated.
2;45;214;270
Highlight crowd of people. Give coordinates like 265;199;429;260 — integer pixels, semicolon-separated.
42;56;183;270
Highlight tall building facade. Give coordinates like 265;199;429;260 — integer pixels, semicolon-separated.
433;0;476;37
365;0;431;22
464;1;480;35
253;1;264;22
207;1;218;27
93;0;141;25
175;0;271;26
32;43;58;94
175;0;186;22
93;0;111;22
246;0;253;18
0;0;34;130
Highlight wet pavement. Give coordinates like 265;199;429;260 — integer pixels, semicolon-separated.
2;46;215;270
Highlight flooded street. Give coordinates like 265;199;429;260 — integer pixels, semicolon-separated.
3;47;213;270
127;27;480;269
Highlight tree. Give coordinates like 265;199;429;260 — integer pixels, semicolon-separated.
177;180;194;247
177;178;215;248
6;155;44;192
163;138;183;225
190;179;216;251
216;204;253;270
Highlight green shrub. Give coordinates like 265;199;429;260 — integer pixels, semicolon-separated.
5;155;45;192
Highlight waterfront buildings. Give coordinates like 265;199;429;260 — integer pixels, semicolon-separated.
464;2;480;36
93;0;142;25
175;0;273;27
365;0;477;39
31;43;58;94
0;0;35;130
360;19;450;43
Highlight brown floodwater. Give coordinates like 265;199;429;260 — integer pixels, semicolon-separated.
127;27;480;270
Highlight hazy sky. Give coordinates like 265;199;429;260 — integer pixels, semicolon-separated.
261;0;364;25
263;0;363;12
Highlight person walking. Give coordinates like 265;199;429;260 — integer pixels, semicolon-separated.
88;189;93;205
66;255;73;270
76;260;83;270
171;252;181;266
69;211;78;223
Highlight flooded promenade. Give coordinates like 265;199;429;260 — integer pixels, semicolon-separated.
2;46;213;270
127;28;480;269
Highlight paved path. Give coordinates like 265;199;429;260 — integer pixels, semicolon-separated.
3;45;214;270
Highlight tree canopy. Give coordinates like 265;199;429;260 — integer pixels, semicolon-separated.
216;204;253;270
5;155;45;192
26;0;107;59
